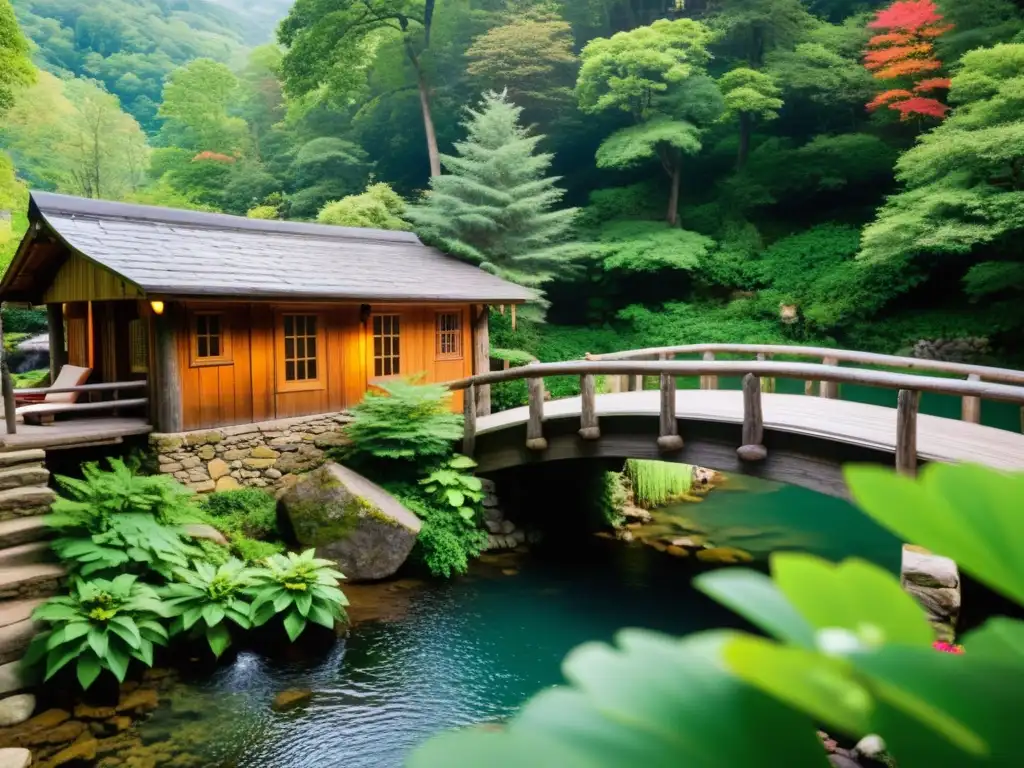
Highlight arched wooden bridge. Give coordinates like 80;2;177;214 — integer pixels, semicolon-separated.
448;344;1024;499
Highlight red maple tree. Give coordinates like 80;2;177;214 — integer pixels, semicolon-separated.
864;0;953;121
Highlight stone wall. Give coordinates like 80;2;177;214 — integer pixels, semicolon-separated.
150;413;352;493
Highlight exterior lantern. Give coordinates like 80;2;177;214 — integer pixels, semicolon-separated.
150;300;165;316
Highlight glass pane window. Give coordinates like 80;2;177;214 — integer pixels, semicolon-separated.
373;315;401;377
194;314;225;361
435;312;462;360
283;314;319;382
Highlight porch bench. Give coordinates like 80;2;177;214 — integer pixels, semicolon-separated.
17;398;149;426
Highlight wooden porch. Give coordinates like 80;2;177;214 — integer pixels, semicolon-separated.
0;416;152;451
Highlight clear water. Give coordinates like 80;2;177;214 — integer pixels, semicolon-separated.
115;481;901;768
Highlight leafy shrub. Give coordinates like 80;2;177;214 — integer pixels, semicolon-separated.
1;306;46;334
233;538;285;564
247;550;348;641
339;379;463;474
420;455;485;523
410;463;1024;767
47;459;199;578
317;182;407;230
163;560;254;658
198;488;279;540
394;489;488;579
24;575;169;689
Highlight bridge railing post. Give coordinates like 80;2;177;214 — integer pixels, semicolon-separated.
579;374;600;440
962;373;981;423
897;389;920;476
526;377;548;451
700;351;718;390
737;373;767;462
657;371;683;452
820;356;840;399
757;352;776;394
462;383;476;457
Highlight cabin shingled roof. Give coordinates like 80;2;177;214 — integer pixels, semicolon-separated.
2;191;535;304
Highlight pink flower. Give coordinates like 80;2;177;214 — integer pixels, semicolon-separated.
933;641;964;654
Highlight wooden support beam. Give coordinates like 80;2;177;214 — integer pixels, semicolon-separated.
462;383;476;457
578;374;600;440
0;306;15;435
757;352;776;394
804;380;816;396
153;305;183;434
657;372;683;452
473;305;491;417
737;373;767;462
897;389;920;477
47;303;67;382
700;351;718;390
526;377;547;451
820;356;840;399
961;374;981;424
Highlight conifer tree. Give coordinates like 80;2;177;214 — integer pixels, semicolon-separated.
408;90;585;303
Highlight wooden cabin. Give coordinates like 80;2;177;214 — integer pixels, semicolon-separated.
0;192;531;435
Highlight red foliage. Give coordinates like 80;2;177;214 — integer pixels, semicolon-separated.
868;0;943;32
867;31;915;46
864;43;934;70
192;151;236;164
873;58;943;79
867;89;914;111
890;96;950;119
914;77;952;93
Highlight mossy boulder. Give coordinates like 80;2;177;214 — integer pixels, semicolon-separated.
278;462;422;582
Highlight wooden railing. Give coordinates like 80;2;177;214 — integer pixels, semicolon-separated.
4;380;149;434
448;358;1024;477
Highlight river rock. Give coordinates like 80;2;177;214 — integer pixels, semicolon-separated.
49;735;97;765
855;734;886;759
0;748;31;768
272;689;312;711
279;463;422;582
0;661;33;696
696;546;754;564
182;524;229;547
0;694;34;727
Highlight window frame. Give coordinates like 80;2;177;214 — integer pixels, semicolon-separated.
189;310;232;368
371;313;403;379
128;318;148;374
275;310;327;393
434;310;464;361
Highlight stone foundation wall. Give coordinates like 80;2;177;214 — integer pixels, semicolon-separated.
150;413;352;493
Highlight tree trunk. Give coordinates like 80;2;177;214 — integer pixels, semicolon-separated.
666;162;680;226
737;112;751;170
407;52;441;178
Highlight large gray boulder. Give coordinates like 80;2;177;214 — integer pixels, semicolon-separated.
279;463;422;582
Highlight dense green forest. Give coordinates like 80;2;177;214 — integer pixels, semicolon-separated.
2;0;1024;368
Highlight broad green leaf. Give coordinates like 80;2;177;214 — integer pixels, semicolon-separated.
109;616;142;649
202;604;226;627
45;644;82;680
458;507;475;521
273;592;293;612
76;655;102;690
308;603;337;630
105;646;130;682
206;623;232;659
723;635;873;736
771;553;933;646
461;476;483;492
87;627;109;659
182;606;203;631
962;617;1024;663
445;489;465;508
694;569;815;648
448;455;477;469
845;463;1024;607
283;609;307;642
850;644;1024;764
294;591;312;617
135;638;154;667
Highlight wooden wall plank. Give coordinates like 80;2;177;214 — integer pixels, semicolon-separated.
43;252;144;303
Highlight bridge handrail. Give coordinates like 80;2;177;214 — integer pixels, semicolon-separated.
450;360;1024;475
447;360;1024;403
583;343;1024;386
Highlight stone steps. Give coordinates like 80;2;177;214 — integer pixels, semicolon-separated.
0;465;49;493
0;542;53;569
0;518;50;550
0;487;57;523
0;451;45;470
0;598;46;666
0;563;65;602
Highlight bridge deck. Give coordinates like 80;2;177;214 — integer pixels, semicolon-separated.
477;391;1024;471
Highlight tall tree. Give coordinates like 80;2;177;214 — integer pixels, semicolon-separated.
864;0;954;120
860;42;1024;324
465;11;578;126
719;67;783;169
279;0;443;177
158;59;248;154
408;91;583;298
0;0;35;116
707;0;816;67
577;19;723;226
